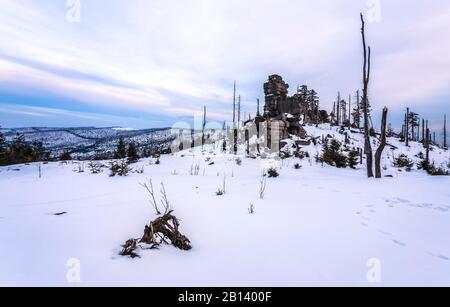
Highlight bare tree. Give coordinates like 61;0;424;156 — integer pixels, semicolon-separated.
259;174;267;199
348;94;352;129
375;107;388;178
360;13;374;178
202;106;206;151
444;114;447;149
256;98;260;116
233;80;236;125
238;95;241;129
426;127;430;166
405;108;410;146
422;118;425;143
336;92;341;126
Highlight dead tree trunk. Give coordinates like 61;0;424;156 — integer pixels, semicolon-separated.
360;13;374;178
233;128;238;155
348;94;352;129
426;127;430;166
375;107;388;178
233;81;236;126
422;118;425;143
238;95;241;129
443;114;447;148
202;106;206;151
356;90;361;129
257;98;260;116
405;108;409;146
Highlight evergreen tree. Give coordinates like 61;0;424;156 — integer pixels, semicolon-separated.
298;85;309;120
0;128;6;165
298;85;309;101
320;138;347;168
348;149;359;169
407;112;420;141
10;134;32;164
32;141;49;162
114;137;127;159
352;91;361;128
127;142;139;163
59;150;72;161
0;131;48;165
308;89;320;122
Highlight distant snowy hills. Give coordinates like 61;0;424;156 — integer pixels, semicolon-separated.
0;127;178;158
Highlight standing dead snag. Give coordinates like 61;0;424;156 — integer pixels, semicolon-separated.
426;127;430;166
444;114;447;150
361;13;374;178
202;106;206;152
375;107;388;178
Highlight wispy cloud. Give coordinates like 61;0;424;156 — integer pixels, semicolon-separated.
0;0;449;128
0;103;169;128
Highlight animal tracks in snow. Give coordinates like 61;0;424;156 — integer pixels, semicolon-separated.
392;240;407;247
384;198;449;213
428;252;450;261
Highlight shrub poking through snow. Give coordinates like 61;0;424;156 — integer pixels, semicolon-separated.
267;167;279;178
235;157;242;166
109;159;131;177
88;160;104;174
347;149;360;169
259;175;267;199
294;163;302;170
216;174;227;196
393;154;414;169
426;165;449;176
74;162;85;173
320;138;347;168
248;204;255;214
280;151;291;160
155;158;160;165
295;151;309;160
134;166;144;174
190;163;200;176
418;160;449;176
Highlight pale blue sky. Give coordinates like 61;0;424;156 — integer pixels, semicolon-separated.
0;0;448;141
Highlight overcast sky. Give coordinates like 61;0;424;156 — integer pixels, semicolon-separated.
0;0;449;138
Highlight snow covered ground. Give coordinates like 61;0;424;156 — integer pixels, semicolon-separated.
0;125;449;287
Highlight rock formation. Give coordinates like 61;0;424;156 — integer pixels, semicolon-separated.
261;75;307;140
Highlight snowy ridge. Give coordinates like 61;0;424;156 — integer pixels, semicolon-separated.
0;127;177;158
0;124;449;286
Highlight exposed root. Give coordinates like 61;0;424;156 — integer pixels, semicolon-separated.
120;211;191;258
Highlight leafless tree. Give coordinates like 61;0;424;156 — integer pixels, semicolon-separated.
259;174;267;199
444;114;447;149
360;13;374;178
202;106;206;151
